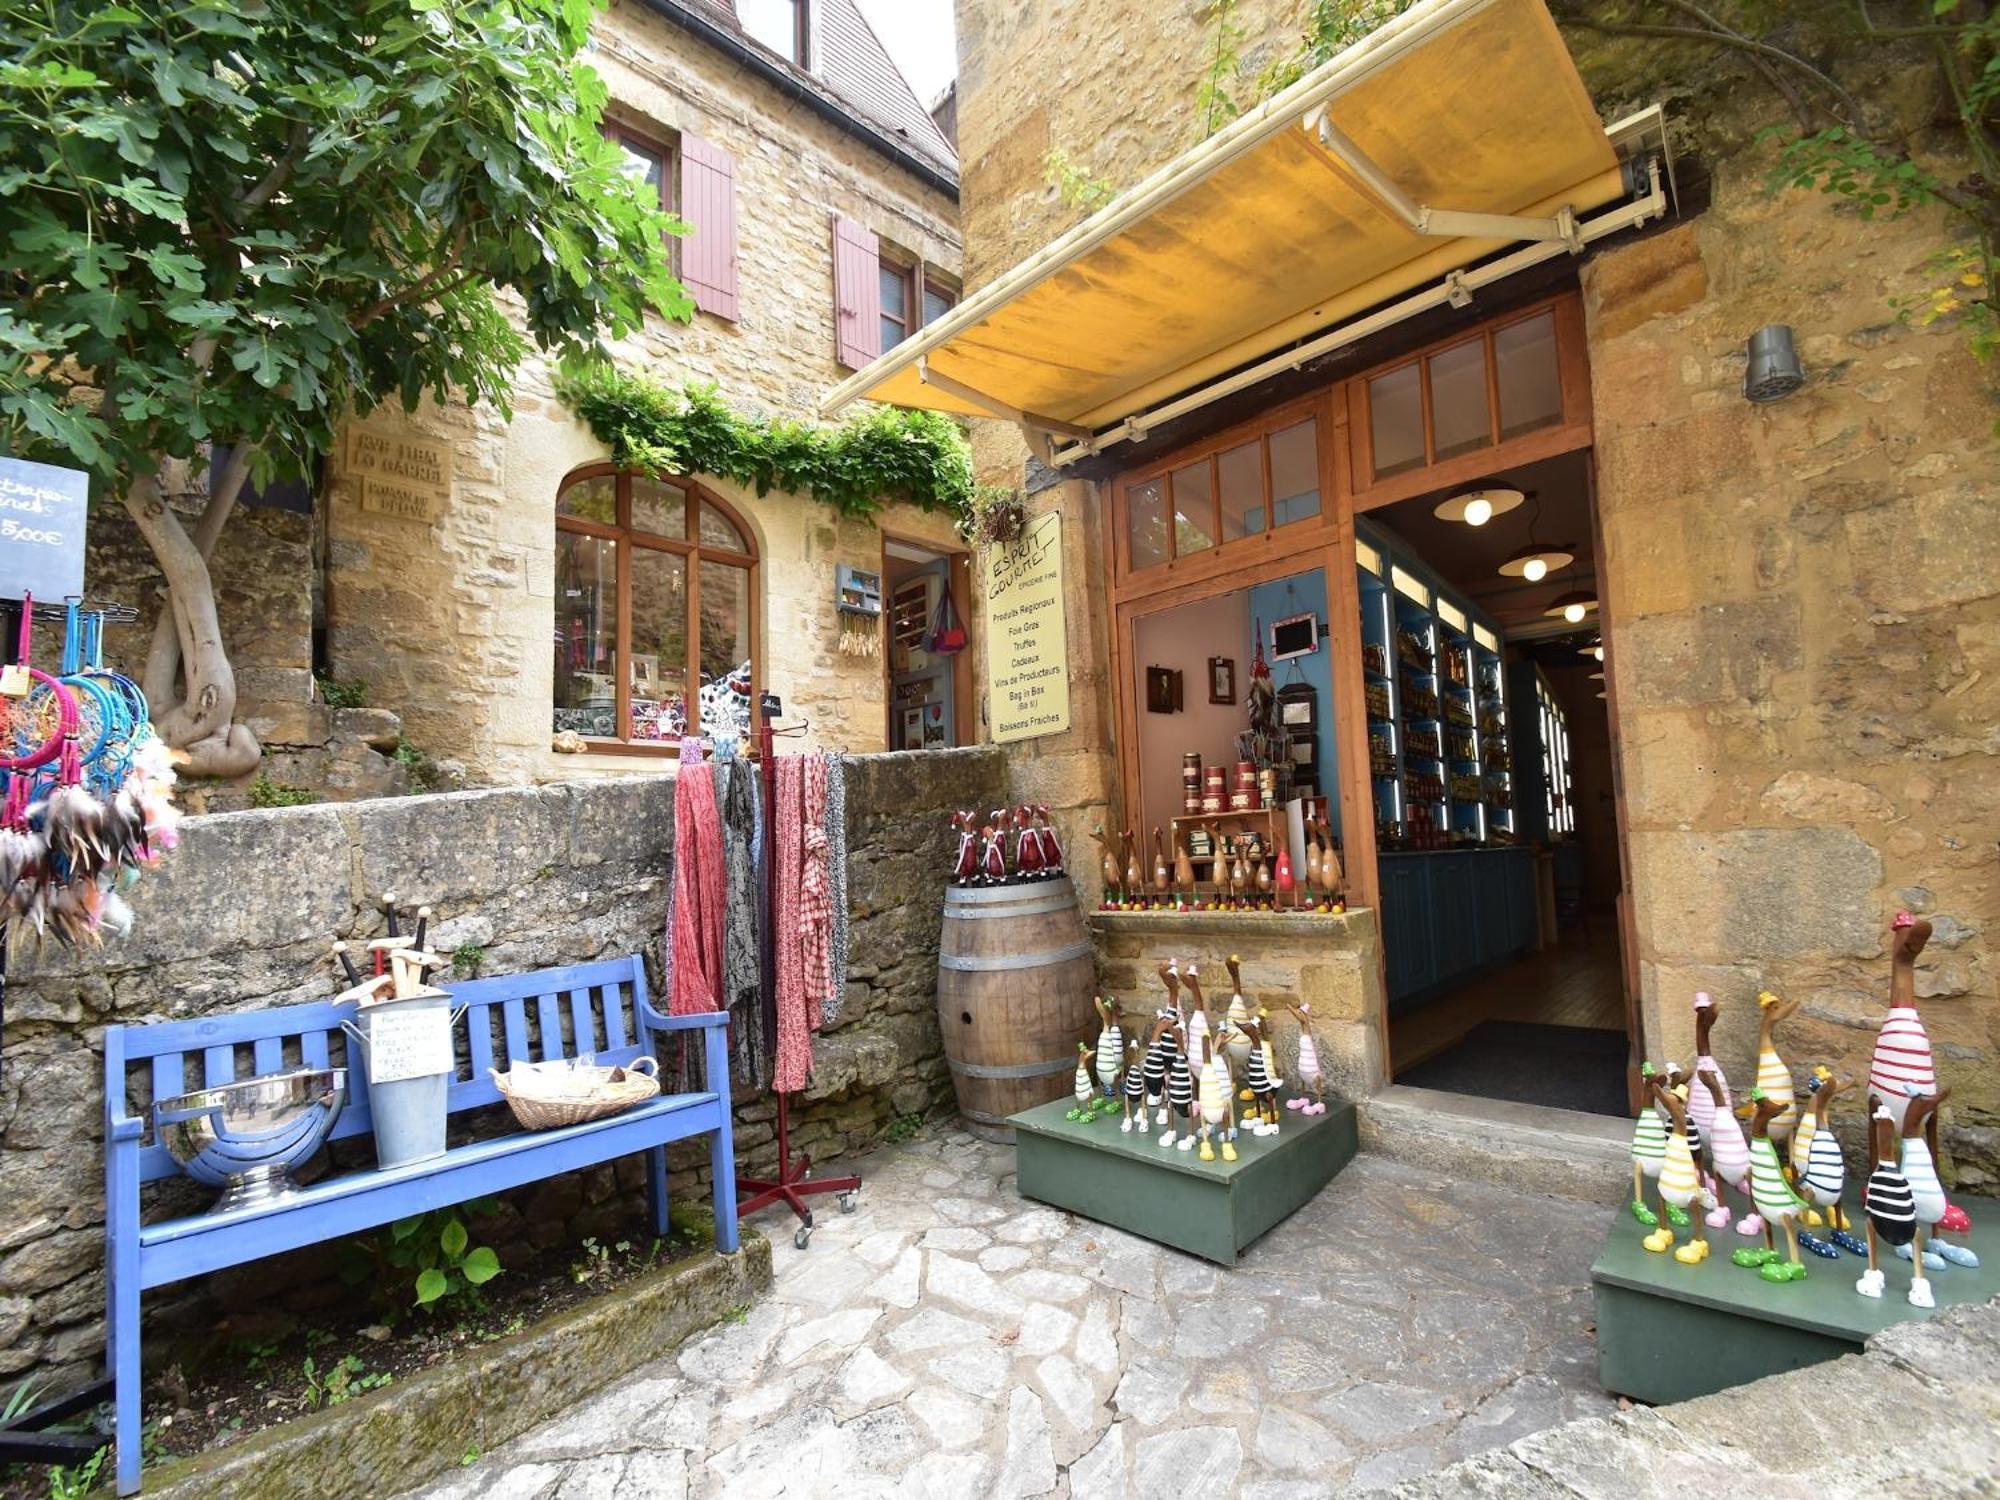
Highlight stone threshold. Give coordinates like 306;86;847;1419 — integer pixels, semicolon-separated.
1360;1083;1631;1203
140;1233;773;1500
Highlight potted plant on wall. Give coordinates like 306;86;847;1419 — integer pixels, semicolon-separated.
960;485;1028;552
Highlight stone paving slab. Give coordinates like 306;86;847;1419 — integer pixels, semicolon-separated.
401;1127;1615;1499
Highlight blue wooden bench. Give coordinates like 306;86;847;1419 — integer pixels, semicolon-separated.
102;955;737;1496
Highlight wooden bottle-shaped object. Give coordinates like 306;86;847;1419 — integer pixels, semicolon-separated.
950;810;978;884
1122;829;1143;895
1753;990;1801;1146
1275;845;1294;899
1255;855;1273;898
1034;804;1065;876
1857;1101;1920;1302
1319;823;1345;900
1645;1075;1709;1263
1303;831;1321;895
1013;806;1044;879
1172;833;1195;899
1151;825;1170;901
1871;911;1936;1133
1741;1088;1809;1283
1092;824;1121;904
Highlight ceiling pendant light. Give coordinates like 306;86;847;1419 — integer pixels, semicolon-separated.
1434;485;1525;528
1499;543;1573;581
1544;590;1598;624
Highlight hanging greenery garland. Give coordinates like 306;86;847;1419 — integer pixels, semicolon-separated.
557;364;1012;527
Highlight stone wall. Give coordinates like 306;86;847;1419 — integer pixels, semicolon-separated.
321;0;967;784
0;745;1004;1392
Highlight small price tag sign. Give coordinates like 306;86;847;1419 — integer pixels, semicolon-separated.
363;1005;454;1083
0;664;29;698
0;456;88;604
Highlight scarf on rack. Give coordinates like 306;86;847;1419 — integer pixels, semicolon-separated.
773;754;811;1093
821;755;850;1025
669;737;725;1023
714;742;766;1088
800;754;832;1029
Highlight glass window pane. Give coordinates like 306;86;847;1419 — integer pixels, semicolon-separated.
553;533;619;738
699;560;754;739
558;474;615;525
630;476;686;539
879;316;905;352
1495;311;1563;440
1170;460;1214;557
614;140;664;208
1127;478;1168;570
627;547;688;742
736;0;801;61
1368;364;1424;479
699;501;747;551
1269;419;1320;527
1218;441;1264;540
879;264;909;318
922;287;955;325
1427;338;1491;462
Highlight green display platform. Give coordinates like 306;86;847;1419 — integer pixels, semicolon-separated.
1592;1193;1996;1404
1011;1096;1357;1264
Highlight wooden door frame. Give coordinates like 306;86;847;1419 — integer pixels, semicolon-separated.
880;529;975;751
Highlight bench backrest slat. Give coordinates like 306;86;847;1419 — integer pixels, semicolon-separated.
110;955;664;1186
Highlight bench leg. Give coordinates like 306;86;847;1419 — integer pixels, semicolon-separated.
645;1146;669;1240
710;1127;739;1254
108;1244;141;1495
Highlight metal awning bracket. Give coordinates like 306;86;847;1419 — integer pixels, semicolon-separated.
1444;270;1473;310
915;359;1096;456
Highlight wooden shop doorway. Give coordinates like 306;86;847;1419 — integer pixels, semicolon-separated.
882;535;975;752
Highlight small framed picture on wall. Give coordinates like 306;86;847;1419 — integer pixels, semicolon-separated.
1145;666;1183;714
1208;656;1235;704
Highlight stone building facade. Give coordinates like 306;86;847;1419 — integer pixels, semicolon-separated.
949;0;1999;1174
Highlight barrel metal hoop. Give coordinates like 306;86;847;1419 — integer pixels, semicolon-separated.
942;895;1079;920
943;878;1076;905
947;1056;1077;1080
938;940;1094;972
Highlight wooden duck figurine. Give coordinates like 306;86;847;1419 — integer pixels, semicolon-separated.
1120;1035;1149;1133
1196;1032;1238;1163
1150;826;1170;904
1894;1087;1953;1275
1181;965;1211;1088
1091;824;1121;904
1068;1042;1094;1121
1747;989;1802;1191
1698;1067;1753;1234
1223;955;1254;1092
1303;831;1322;898
1285;1001;1328;1114
1786;1063;1828;1229
1628;1061;1671;1229
1646;1075;1712;1264
1317;820;1345;901
1093;994;1125;1103
1795;1071;1853;1260
1239;1014;1280;1138
1146;963;1183;1135
1172;833;1195;903
1870;911;1936;1133
1856;1097;1925;1304
1686;992;1732;1226
1732;1088;1810;1283
1121;829;1143;897
1162;1023;1197;1151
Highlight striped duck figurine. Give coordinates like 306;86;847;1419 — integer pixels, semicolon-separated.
1795;1071;1860;1260
1698;1067;1754;1234
1196;1029;1238;1163
1686;991;1731;1150
1181;965;1211;1090
1732;1087;1811;1283
1787;1064;1831;1233
1239;1013;1280;1138
1161;1021;1197;1151
1093;995;1125;1102
1857;1097;1925;1305
1628;1061;1672;1230
1894;1086;1972;1274
1223;955;1255;1096
1284;1000;1328;1114
1752;989;1802;1150
1120;1035;1149;1134
1068;1042;1095;1122
1644;1073;1713;1264
1871;912;1936;1133
1145;963;1183;1136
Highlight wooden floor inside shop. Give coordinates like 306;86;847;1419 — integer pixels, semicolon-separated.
1390;925;1624;1076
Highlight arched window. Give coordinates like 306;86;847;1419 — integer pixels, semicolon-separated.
553;467;759;747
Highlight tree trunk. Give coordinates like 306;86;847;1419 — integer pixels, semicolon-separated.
121;472;262;780
141;444;255;709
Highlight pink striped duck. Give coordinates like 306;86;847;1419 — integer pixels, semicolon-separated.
1284;1001;1329;1115
1687;992;1733;1226
1870;912;1936;1132
1698;1067;1754;1234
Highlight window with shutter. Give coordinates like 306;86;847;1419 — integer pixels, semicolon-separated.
832;215;881;370
678;134;739;322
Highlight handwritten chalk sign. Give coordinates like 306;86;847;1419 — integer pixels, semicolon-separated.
362;1004;454;1083
0;456;88;603
984;510;1070;744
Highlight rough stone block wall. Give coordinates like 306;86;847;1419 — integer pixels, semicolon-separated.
1092;911;1387;1101
0;746;1003;1392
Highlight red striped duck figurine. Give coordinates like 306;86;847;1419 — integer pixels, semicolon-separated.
1856;1097;1924;1305
1732;1088;1810;1283
1871;912;1936;1131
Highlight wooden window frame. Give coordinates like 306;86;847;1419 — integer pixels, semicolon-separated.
555;464;761;758
1344;291;1592;512
878;255;916;352
604;120;678;271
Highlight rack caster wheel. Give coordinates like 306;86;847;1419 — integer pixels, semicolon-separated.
794;1224;813;1249
838;1192;858;1215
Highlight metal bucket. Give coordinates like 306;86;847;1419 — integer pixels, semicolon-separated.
342;994;464;1169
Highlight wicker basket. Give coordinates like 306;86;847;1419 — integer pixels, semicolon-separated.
491;1056;660;1131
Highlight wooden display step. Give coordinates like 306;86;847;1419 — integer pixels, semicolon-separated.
1011;1093;1357;1264
1591;1191;1996;1405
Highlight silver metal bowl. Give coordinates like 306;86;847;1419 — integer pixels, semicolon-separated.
153;1068;346;1214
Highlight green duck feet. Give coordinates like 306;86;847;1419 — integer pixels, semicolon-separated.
1731;1246;1777;1269
1664;1204;1690;1228
1757;1260;1807;1284
1629;1200;1658;1227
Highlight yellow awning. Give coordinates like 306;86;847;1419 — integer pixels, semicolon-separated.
822;0;1667;462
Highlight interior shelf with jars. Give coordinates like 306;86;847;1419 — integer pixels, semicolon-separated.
1355;520;1517;852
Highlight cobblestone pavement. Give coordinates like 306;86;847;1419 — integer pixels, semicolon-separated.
404;1128;1615;1499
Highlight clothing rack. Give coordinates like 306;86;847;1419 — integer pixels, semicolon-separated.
734;711;860;1249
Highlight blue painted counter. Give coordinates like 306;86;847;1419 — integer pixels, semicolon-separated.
1377;847;1537;1011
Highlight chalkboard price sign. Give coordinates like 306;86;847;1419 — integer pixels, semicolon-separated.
0;456;89;604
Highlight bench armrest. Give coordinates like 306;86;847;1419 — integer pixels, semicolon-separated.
634;1004;731;1035
107;1113;144;1144
103;1026;145;1143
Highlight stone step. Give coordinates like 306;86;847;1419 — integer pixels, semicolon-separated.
1359;1084;1630;1203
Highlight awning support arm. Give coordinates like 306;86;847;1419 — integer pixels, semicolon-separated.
916;359;1095;464
1305;109;1584;252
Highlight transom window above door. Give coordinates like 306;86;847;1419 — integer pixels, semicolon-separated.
1122;415;1321;575
553;467;759;750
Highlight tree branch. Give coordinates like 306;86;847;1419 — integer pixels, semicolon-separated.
240;121;311;211
142;442;261;699
351;228;474;330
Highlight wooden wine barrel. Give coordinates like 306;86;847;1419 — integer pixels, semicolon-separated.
937;877;1098;1142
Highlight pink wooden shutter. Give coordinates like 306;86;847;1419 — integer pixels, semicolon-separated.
832;215;880;369
678;134;738;321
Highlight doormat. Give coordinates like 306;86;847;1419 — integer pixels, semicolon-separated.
1397;1020;1628;1117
